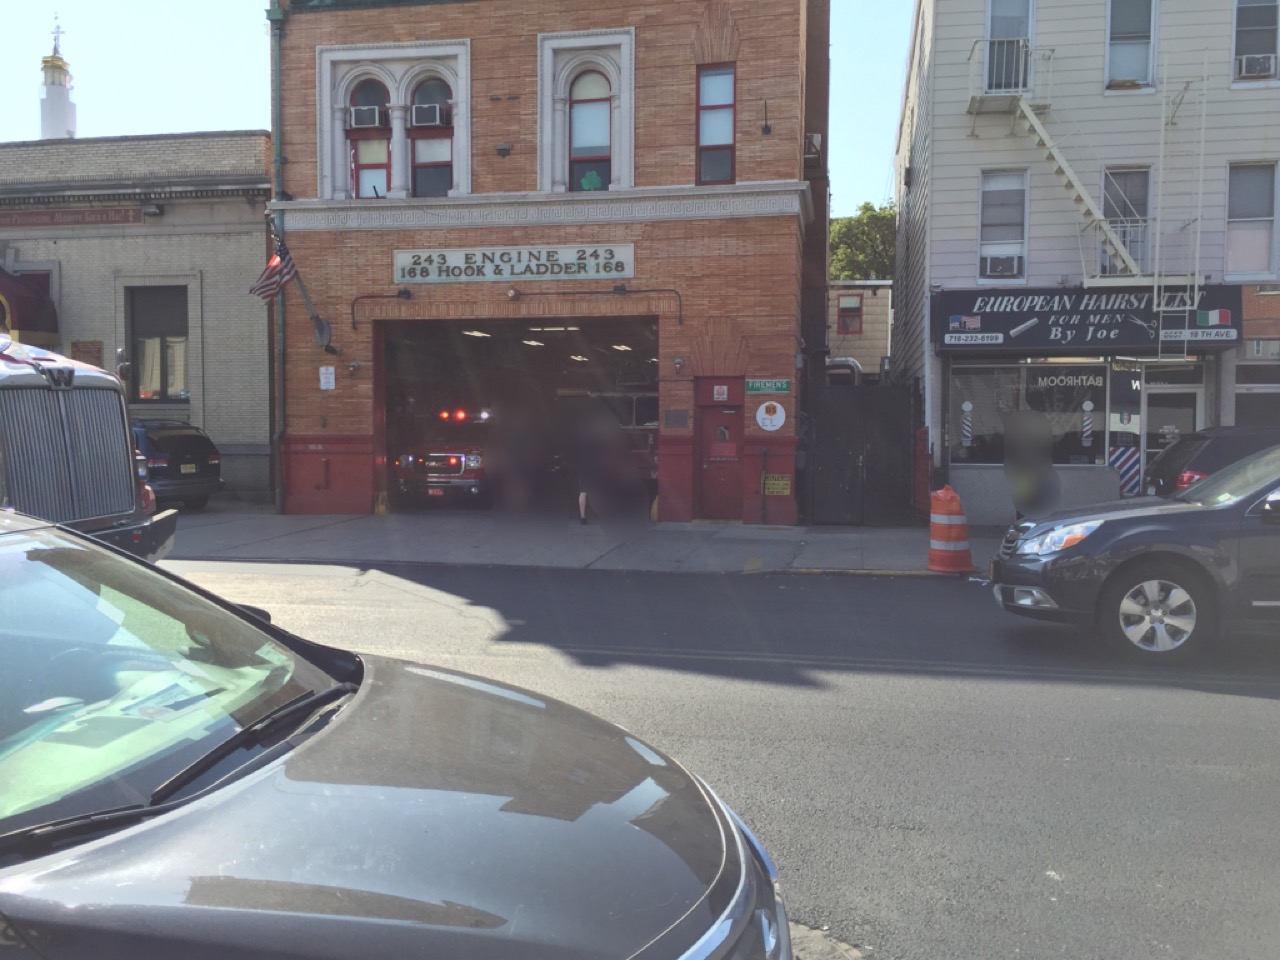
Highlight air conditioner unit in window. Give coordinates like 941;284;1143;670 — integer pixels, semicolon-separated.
1237;54;1278;79
348;106;384;129
411;103;450;127
981;255;1024;278
804;132;823;164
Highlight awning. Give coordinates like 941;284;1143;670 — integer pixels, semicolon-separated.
0;268;59;346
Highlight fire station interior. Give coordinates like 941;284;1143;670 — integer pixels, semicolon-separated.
383;317;659;516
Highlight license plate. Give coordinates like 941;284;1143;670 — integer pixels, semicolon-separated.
180;463;197;475
428;488;444;497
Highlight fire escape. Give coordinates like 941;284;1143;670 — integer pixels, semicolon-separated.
966;40;1209;358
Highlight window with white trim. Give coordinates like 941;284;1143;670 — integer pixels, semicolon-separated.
538;30;635;194
979;171;1027;280
1227;162;1277;276
1102;167;1151;273
1108;0;1155;86
1235;0;1279;80
316;41;471;201
410;78;453;198
569;71;612;192
348;79;391;199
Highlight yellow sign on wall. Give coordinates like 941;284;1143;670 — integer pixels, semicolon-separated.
763;474;792;497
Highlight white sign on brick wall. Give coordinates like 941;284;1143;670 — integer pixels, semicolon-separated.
319;366;336;391
393;245;634;284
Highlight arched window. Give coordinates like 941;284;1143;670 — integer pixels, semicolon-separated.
410;78;454;198
569;71;611;192
348;79;390;199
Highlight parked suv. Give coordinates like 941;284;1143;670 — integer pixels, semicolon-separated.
132;420;225;510
0;337;176;562
1145;426;1280;496
991;445;1280;661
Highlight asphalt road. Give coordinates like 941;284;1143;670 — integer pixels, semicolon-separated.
167;559;1280;960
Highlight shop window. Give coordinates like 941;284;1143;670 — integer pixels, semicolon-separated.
127;286;189;403
569;71;612;192
1102;167;1150;273
410;78;453;198
1227;163;1277;275
1237;360;1280;426
980;171;1027;280
837;295;864;334
349;79;391;199
1108;0;1155;87
1235;0;1279;80
697;65;735;185
949;364;1107;466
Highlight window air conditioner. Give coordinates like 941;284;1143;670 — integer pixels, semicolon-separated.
411;103;450;127
981;255;1024;278
1237;54;1277;79
348;106;383;129
804;132;823;163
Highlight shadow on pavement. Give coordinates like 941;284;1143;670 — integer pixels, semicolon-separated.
353;563;1280;701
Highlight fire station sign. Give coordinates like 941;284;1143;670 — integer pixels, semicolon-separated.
394;245;635;284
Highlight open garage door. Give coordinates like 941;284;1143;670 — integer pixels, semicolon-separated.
382;317;658;517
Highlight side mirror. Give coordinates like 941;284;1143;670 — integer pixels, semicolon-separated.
1264;491;1280;523
115;347;131;383
237;604;273;624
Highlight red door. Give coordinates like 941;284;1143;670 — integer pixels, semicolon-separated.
698;406;743;520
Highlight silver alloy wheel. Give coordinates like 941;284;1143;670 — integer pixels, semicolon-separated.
1117;578;1198;653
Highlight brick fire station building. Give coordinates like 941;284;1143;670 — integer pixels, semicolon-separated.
270;0;830;523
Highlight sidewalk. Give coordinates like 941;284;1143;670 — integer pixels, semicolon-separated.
170;500;1005;576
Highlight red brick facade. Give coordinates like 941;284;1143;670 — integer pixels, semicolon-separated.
273;0;828;522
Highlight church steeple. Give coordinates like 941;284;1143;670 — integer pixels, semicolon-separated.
41;16;77;140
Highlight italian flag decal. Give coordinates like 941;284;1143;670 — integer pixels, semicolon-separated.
1197;309;1232;327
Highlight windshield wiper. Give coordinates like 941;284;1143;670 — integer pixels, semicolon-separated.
148;681;357;806
0;682;357;861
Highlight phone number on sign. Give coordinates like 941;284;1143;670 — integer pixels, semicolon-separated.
394;245;635;283
943;333;1006;345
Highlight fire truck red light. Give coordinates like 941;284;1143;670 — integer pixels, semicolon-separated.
455;410;467;421
439;410;450;420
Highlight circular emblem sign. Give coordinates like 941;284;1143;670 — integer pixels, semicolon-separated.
756;401;786;432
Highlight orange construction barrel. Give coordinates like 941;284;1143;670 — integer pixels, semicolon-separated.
928;486;975;574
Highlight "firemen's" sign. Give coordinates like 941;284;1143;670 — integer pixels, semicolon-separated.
393;245;635;284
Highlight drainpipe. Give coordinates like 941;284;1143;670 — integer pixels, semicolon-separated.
267;0;287;514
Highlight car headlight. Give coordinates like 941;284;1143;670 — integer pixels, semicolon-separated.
1016;520;1103;556
397;454;414;469
465;454;483;469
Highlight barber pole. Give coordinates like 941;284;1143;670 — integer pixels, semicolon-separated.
1081;401;1094;448
961;400;974;447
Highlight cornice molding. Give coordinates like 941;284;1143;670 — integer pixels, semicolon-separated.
275;181;813;231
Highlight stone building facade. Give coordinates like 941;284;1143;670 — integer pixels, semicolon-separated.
0;132;275;497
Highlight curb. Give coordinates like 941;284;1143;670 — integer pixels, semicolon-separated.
789;923;864;960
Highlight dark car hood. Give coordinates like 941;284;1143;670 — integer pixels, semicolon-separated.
1022;496;1209;533
0;656;739;960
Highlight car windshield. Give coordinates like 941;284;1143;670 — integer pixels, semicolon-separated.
0;524;335;835
1174;444;1280;505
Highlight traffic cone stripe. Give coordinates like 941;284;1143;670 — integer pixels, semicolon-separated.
927;485;976;574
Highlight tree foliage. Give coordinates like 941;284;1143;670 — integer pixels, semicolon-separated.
830;202;896;281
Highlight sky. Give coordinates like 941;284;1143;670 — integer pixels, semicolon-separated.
1;0;912;218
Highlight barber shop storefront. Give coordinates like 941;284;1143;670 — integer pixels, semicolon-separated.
933;285;1244;525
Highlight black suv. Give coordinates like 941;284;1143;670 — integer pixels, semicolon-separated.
991;445;1280;661
1146;426;1280;497
132;420;225;509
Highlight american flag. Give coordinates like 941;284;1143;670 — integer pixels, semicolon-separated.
948;315;982;331
249;241;299;300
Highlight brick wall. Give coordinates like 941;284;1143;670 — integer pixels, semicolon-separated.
280;0;808;199
1244;286;1280;339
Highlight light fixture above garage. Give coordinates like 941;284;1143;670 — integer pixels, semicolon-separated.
462;330;491;338
522;339;545;347
570;355;589;362
611;344;632;352
528;326;580;332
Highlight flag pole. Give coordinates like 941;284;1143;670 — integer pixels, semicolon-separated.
269;226;338;355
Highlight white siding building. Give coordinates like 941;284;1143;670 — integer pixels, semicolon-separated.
896;0;1280;524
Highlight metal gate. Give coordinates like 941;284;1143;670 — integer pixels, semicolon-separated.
807;383;916;526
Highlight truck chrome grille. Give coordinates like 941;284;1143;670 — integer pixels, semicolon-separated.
0;387;134;524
